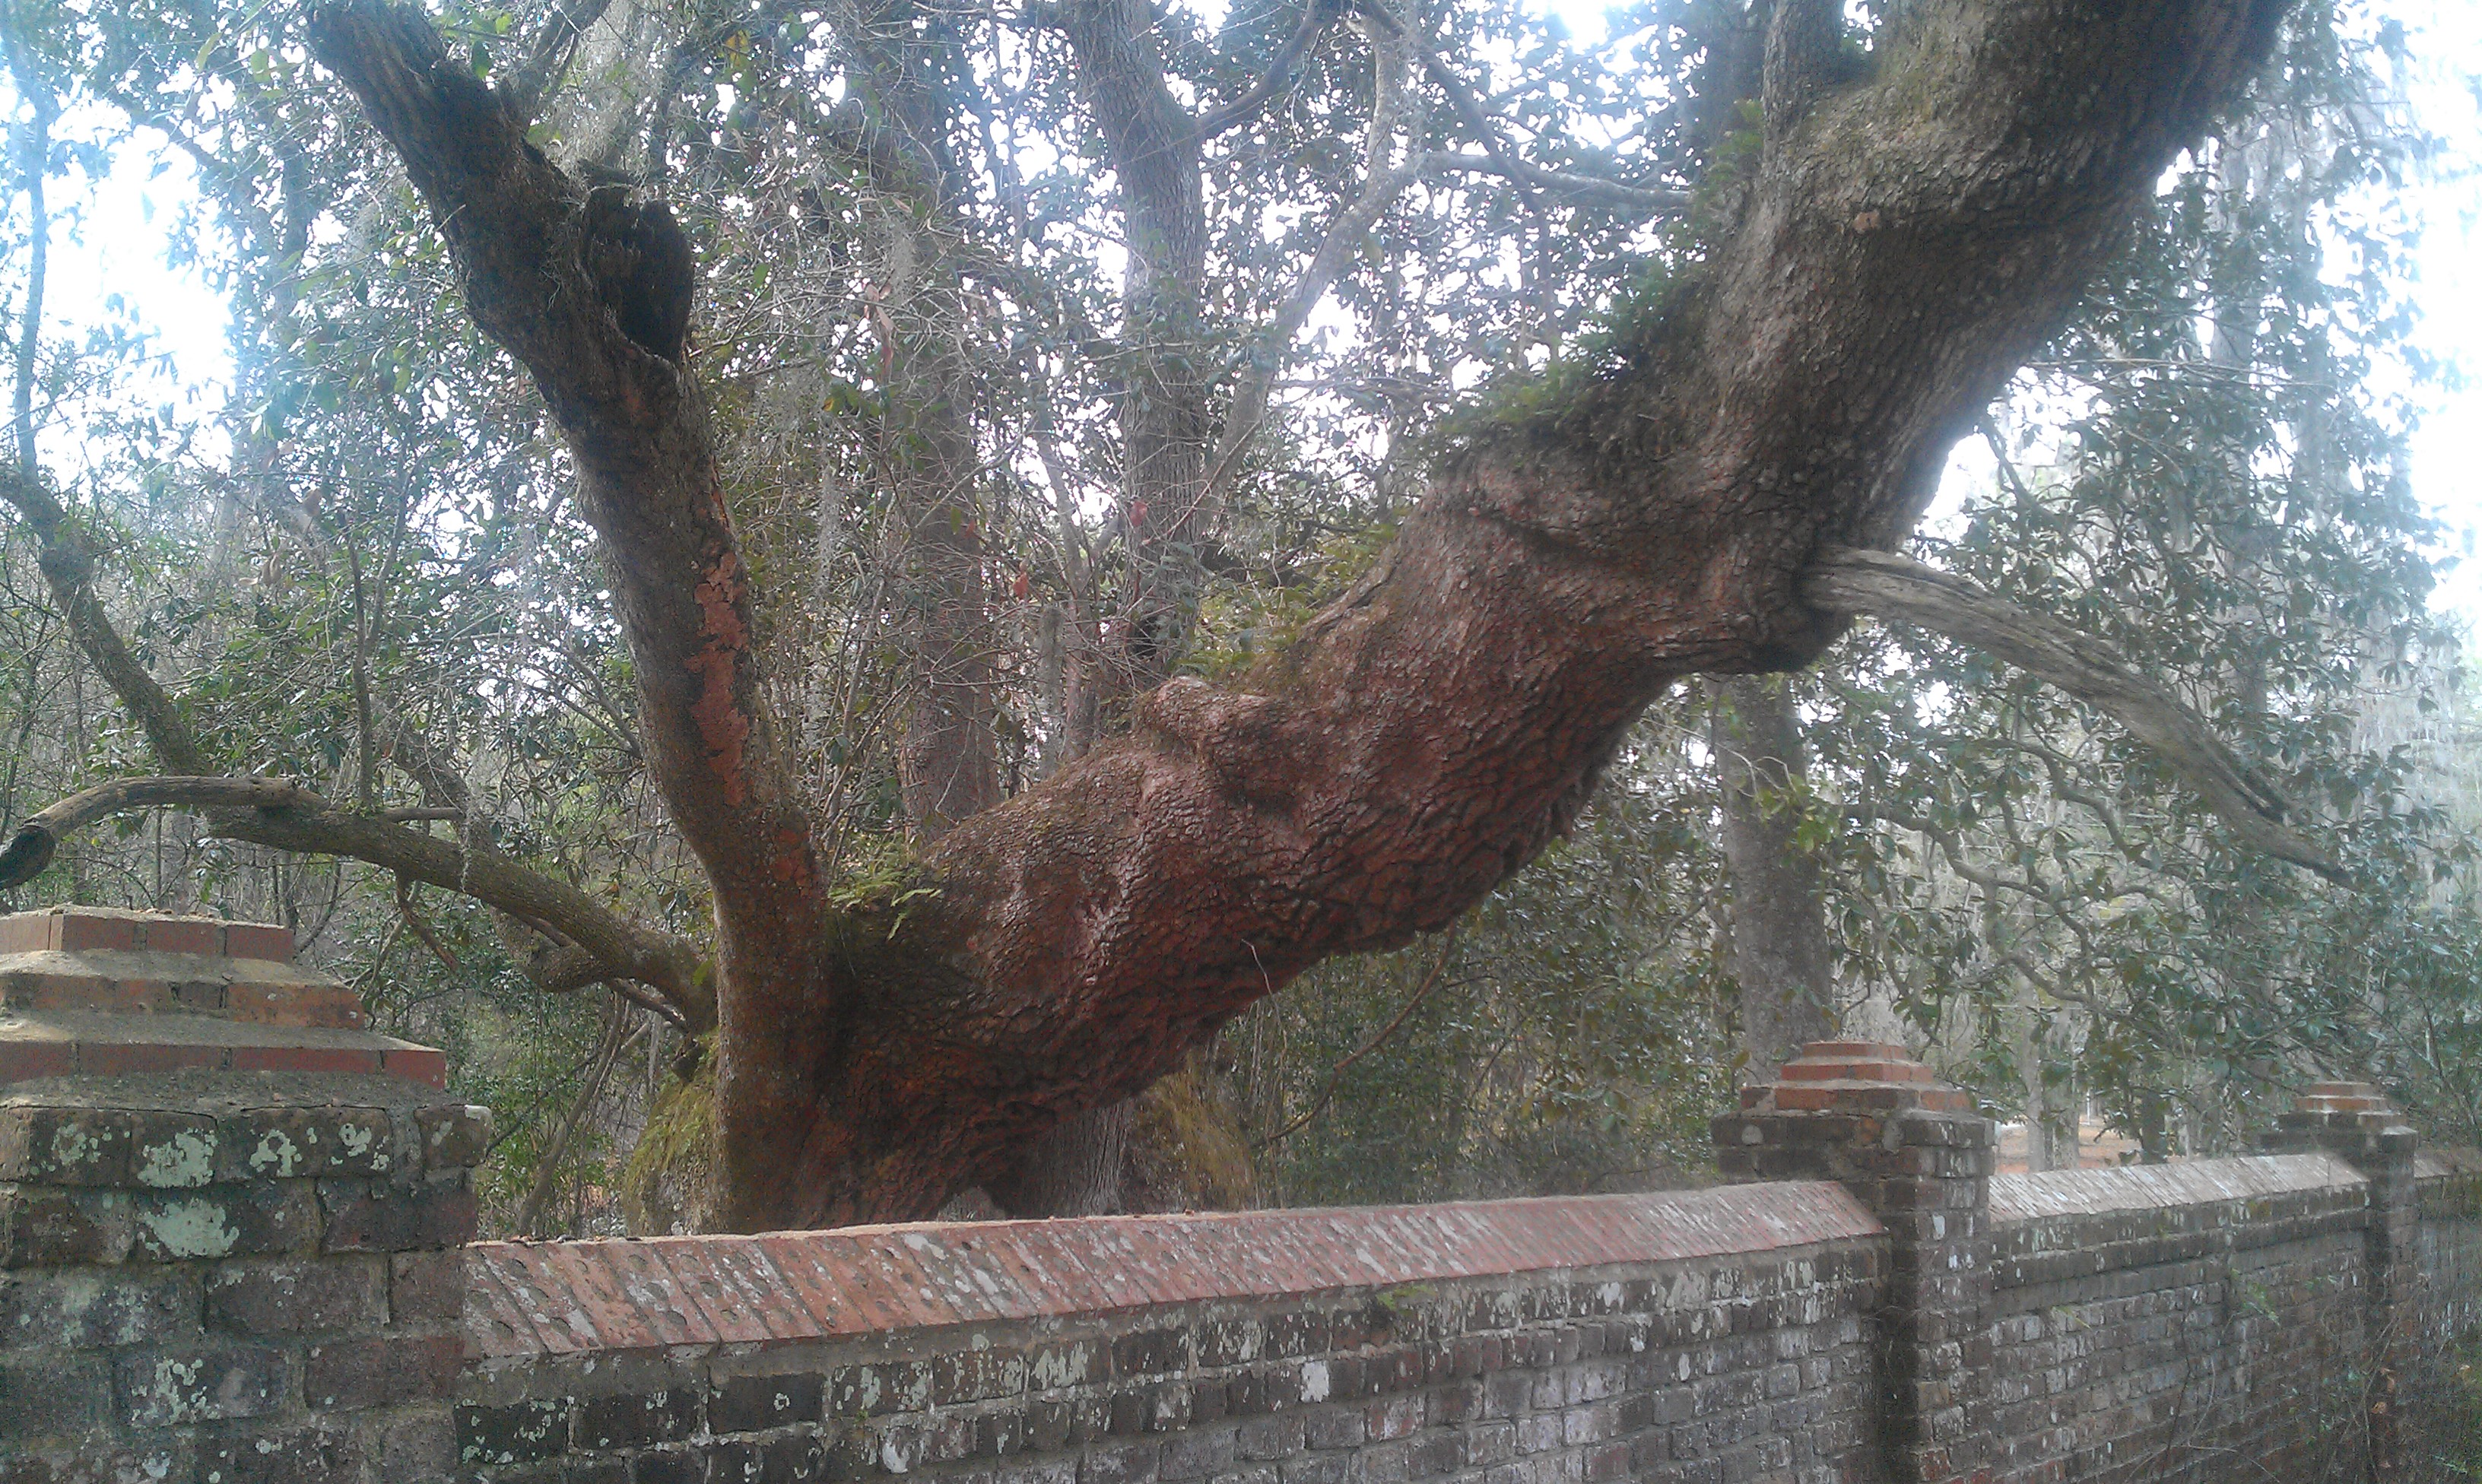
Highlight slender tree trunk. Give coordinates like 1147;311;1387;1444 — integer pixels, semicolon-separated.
868;208;1001;840
1713;676;1836;1078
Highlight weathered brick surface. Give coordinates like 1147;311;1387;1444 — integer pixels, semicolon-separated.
452;1186;1889;1484
1;1061;484;1482
1716;1042;1996;1484
1985;1153;2375;1483
0;906;459;1091
2417;1146;2482;1342
17;924;2482;1484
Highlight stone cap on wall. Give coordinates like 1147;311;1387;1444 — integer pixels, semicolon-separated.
2296;1080;2395;1115
468;1182;1884;1362
2417;1147;2482;1181
0;905;445;1086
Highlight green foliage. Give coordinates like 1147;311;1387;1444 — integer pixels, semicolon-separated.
1234;718;1735;1205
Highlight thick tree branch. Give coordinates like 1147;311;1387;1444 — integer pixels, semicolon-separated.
0;778;317;886
0;471;210;775
1802;546;2344;882
0;775;712;1029
309;0;827;1176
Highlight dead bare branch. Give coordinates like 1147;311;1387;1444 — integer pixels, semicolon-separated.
1803;546;2347;883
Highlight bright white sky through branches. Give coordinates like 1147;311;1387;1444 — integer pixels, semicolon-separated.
17;2;2482;618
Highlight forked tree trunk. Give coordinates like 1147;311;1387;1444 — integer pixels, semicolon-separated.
309;0;2290;1231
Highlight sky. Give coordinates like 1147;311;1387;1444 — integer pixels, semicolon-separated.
24;3;2482;622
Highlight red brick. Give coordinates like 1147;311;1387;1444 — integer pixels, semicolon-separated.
0;1039;75;1080
171;979;229;1010
114;1342;288;1425
1779;1058;1930;1084
222;922;294;963
0;1184;131;1265
320;1177;478;1252
383;1046;447;1088
205;1256;386;1334
0;969;131;1013
137;917;224;956
390;1248;469;1327
230;1046;385;1077
226;980;363;1028
0;912;55;954
79;1041;230;1075
52;910;140;953
1770;1086;1846;1111
1795;1039;1911;1061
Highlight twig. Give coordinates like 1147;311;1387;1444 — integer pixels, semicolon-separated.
1255;925;1458;1149
514;1000;632;1237
395;872;462;975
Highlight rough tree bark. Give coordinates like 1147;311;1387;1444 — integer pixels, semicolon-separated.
292;0;2287;1232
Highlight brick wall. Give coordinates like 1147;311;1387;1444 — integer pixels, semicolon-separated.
2417;1148;2482;1343
1984;1155;2376;1482
456;1187;1887;1484
12;912;2482;1484
0;1070;489;1482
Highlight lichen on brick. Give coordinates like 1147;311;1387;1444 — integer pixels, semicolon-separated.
249;1127;304;1177
135;1127;216;1188
138;1194;240;1258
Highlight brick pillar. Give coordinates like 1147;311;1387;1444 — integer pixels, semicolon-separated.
2262;1080;2419;1479
0;905;487;1482
1713;1040;1996;1484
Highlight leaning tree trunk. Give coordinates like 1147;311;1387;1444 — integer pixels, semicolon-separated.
309;0;2290;1232
1712;675;1836;1079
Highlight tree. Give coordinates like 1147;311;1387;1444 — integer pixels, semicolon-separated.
2;0;2309;1230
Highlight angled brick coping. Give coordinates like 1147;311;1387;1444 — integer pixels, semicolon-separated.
1988;1151;2364;1223
2418;1147;2482;1181
467;1182;1881;1361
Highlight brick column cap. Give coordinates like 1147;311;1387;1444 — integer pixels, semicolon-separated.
1737;1040;1974;1115
0;904;293;961
1;905;445;1088
2297;1081;2393;1114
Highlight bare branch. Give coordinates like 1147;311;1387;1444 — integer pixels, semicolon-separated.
514;1000;632;1236
1414;49;1688;213
1421;151;1689;210
1803;546;2347;883
1205;14;1427;507
1195;0;1340;141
